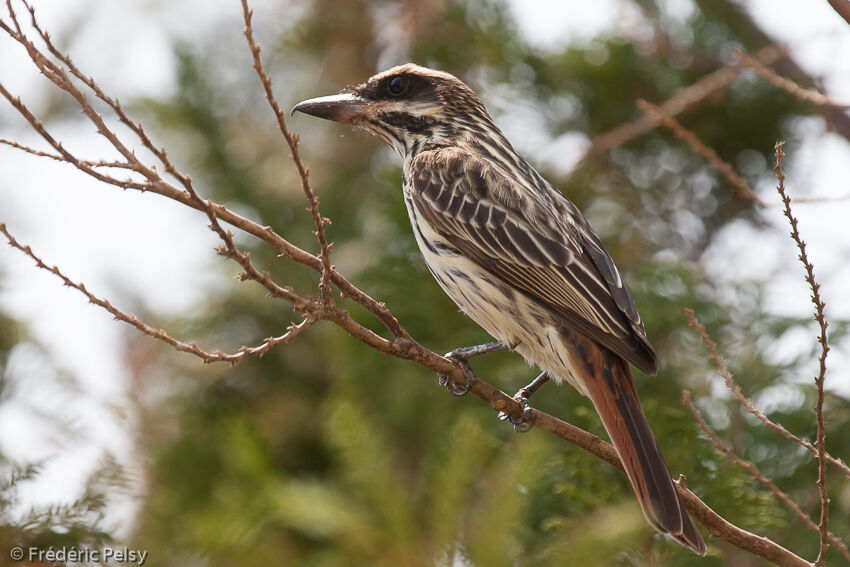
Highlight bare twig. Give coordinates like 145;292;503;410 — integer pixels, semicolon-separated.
80;159;141;171
240;0;335;305
0;137;64;161
683;391;849;562
685;309;849;478
0;222;317;364
735;49;849;109
584;44;789;157
0;0;406;339
0;82;149;191
774;141;831;566
637;100;766;206
14;0;187;179
5;0;308;315
2;3;148;179
782;193;850;204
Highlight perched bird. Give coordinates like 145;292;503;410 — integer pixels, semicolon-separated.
293;64;706;554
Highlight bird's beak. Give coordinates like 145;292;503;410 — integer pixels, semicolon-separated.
291;93;370;124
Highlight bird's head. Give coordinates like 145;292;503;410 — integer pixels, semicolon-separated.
292;64;496;158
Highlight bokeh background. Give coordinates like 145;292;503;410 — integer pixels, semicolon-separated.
1;0;849;565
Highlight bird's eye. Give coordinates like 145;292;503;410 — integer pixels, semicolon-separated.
387;76;409;97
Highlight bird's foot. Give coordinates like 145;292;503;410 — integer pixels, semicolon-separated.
498;396;535;432
437;361;477;396
498;371;550;433
516;371;551;401
438;341;510;396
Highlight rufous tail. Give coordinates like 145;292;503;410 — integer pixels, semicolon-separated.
562;328;706;555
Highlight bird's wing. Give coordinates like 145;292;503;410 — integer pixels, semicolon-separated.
409;148;657;375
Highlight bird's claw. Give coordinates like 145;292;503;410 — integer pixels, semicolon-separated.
438;373;472;396
437;341;510;396
498;395;535;433
438;349;480;396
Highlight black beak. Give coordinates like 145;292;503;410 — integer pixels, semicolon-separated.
291;93;370;123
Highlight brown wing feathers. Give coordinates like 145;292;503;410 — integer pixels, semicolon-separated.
411;149;658;375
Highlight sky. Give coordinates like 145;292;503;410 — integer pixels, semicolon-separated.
1;0;849;534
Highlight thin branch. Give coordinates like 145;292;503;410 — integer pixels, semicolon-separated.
735;49;849;109
0;222;317;365
15;0;180;179
2;3;147;175
685;309;849;478
1;135;138;172
7;1;302;312
0;0;406;339
0;82;150;191
674;478;809;567
315;331;813;567
240;0;335;305
0;74;293;311
774;141;831;566
584;44;789;157
80;159;140;171
683;391;849;562
215;237;310;309
0;137;64;161
637;100;766;206
782;193;850;204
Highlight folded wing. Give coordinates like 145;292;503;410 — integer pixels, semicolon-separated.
409;148;658;376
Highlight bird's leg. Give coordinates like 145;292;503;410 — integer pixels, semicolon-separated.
498;371;551;433
438;340;511;396
516;371;551;400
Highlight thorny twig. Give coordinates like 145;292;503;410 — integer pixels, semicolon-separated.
637;100;766;207
18;0;294;307
0;137;64;161
1;0;405;337
584;44;789;158
735;49;849;109
774;141;831;566
5;3;261;302
683;391;849;562
240;0;335;305
685;309;848;478
683;143;841;564
0;223;317;364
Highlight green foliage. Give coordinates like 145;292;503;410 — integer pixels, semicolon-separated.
0;311;120;556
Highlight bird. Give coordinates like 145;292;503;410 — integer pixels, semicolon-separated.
293;63;706;555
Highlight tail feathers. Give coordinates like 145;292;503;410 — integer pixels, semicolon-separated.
673;512;706;555
564;331;706;555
